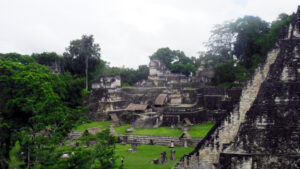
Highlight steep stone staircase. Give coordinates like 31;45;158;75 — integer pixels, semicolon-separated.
175;45;280;169
175;6;300;169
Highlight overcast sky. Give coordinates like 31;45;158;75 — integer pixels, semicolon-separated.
0;0;299;68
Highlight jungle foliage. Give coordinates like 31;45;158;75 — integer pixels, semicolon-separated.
148;13;294;87
150;47;196;76
100;64;149;86
0;60;118;168
0;11;295;169
201;13;295;87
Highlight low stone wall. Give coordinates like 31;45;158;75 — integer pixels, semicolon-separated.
161;111;210;126
69;132;202;147
118;134;202;147
68;131;83;140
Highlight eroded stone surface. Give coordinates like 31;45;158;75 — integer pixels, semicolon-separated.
86;60;241;127
175;6;300;169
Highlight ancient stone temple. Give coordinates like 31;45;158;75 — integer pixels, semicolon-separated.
92;76;121;89
175;6;300;169
86;58;242;127
149;59;171;76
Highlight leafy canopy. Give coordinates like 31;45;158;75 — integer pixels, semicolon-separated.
200;13;294;87
0;60;87;168
150;47;196;76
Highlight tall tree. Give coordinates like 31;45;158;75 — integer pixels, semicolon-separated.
205;21;235;61
232;16;269;68
64;35;101;89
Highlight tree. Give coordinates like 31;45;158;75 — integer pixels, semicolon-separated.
150;47;196;76
41;129;119;169
256;13;295;55
205;21;235;61
136;65;149;81
201;13;294;87
64;35;102;90
31;52;62;66
205;16;269;68
0;53;35;64
99;64;149;86
0;60;86;168
232;16;269;68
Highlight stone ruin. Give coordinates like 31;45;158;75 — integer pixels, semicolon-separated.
92;75;121;89
140;59;215;88
171;150;176;160
175;6;300;169
85;58;242;130
161;151;168;164
149;59;171;77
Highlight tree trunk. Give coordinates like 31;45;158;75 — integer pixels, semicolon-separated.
85;54;88;90
27;146;30;169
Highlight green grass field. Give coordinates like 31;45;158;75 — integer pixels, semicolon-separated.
74;121;214;138
73;121;111;131
115;144;193;169
114;124;182;137
188;122;214;138
72;122;214;169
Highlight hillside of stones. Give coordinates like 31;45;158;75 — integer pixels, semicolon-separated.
175;6;300;169
85;57;242;130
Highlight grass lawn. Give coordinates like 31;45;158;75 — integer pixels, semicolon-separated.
115;122;214;138
114;124;182;137
74;121;214;138
189;122;214;138
132;127;182;137
113;123;130;134
73;121;111;131
115;144;193;169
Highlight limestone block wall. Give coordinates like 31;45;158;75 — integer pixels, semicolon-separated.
149;59;171;76
219;153;300;169
196;87;240;112
68;131;83;140
161;111;209;126
120;87;166;105
175;9;299;169
182;90;198;104
175;43;280;168
118;134;202;147
218;24;300;168
92;76;121;89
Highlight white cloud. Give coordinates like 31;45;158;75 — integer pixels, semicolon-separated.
0;0;298;68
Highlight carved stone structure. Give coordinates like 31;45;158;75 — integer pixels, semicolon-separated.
86;61;242;126
146;59;214;88
92;75;121;89
85;29;242;149
175;6;300;169
195;65;215;84
161;151;168;164
149;59;171;76
128;143;137;152
298;6;300;33
118;134;202;147
170;150;176;160
169;140;175;148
